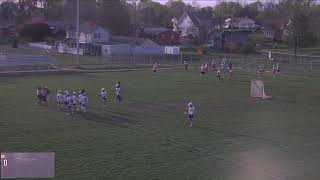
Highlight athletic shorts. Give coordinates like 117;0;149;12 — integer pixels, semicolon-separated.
37;95;42;101
201;71;205;74
188;114;194;119
102;97;107;101
117;95;122;101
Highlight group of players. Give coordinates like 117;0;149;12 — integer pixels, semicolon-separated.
257;63;281;79
37;81;122;116
37;59;281;127
182;59;233;80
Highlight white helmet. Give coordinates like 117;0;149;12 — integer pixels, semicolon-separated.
73;91;76;95
101;88;105;91
188;102;193;107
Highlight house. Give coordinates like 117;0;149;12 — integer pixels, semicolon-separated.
66;22;109;43
0;23;16;38
260;19;286;41
101;35;164;56
176;11;215;39
59;22;109;55
140;27;180;46
0;17;16;38
208;29;251;50
224;17;256;29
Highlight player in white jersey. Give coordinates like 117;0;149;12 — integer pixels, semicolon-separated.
80;92;88;112
153;62;159;72
221;59;226;72
183;61;189;71
72;92;78;113
272;64;277;78
66;93;73;115
115;86;122;103
276;63;280;74
211;60;216;71
185;102;196;127
100;88;108;105
36;87;42;105
62;91;68;111
78;91;83;106
257;65;263;79
56;90;63;111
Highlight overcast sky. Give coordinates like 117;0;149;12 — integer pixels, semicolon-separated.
153;0;274;7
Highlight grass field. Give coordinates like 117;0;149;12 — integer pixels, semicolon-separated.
1;65;320;180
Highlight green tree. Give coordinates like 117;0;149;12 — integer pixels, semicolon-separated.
97;0;131;35
213;1;243;18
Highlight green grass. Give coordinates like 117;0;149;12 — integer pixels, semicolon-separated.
1;68;320;180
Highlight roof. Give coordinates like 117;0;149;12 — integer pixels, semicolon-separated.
182;11;214;28
143;27;169;36
68;22;109;33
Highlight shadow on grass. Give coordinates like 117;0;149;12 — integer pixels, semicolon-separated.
78;110;138;128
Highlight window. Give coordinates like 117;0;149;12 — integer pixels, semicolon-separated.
94;33;100;39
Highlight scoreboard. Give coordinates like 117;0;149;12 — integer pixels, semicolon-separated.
1;152;55;178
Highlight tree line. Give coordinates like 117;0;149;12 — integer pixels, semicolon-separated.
1;0;319;47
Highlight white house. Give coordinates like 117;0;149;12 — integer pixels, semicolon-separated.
176;11;213;38
59;22;109;55
224;17;256;29
66;22;109;43
101;36;165;56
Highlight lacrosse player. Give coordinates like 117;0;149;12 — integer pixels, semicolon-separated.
36;87;42;105
257;65;263;79
221;59;226;72
228;64;233;80
276;63;280;74
72;92;78;113
216;68;222;80
66;92;74;115
63;90;69;111
153;62;159;72
100;88;108;105
80;92;88;112
185;102;196;127
200;64;206;75
211;60;216;71
115;86;122;103
56;90;63;111
272;64;277;78
183;60;189;71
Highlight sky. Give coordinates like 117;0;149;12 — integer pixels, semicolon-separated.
153;0;269;7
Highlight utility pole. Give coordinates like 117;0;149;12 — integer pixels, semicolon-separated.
76;0;79;65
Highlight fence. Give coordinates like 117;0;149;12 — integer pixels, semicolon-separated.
179;52;320;74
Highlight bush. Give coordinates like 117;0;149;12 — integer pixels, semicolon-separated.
20;23;52;42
